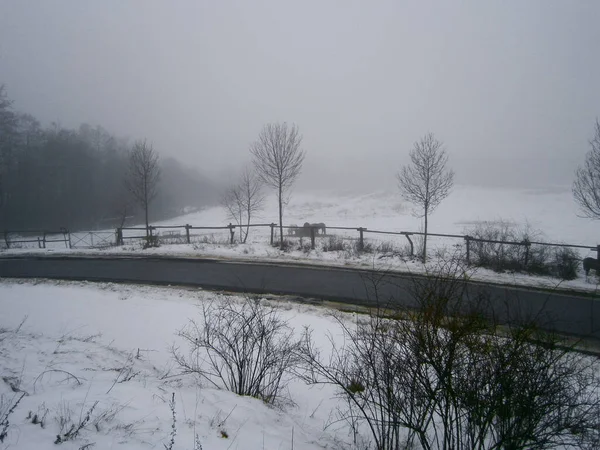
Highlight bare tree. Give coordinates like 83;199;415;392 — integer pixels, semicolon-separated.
125;139;160;235
573;120;600;219
397;133;454;261
222;166;265;243
250;122;305;249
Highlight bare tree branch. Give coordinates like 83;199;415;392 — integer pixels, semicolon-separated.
397;133;454;261
573;119;600;219
250;123;305;249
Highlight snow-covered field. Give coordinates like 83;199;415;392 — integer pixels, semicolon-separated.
0;279;362;450
2;182;600;449
3;184;600;292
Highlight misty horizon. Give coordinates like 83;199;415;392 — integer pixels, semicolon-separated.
2;1;599;191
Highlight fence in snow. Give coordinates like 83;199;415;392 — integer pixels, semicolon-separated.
3;223;599;265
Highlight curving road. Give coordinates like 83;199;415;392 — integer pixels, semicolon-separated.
1;255;599;340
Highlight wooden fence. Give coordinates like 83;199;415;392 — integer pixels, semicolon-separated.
3;229;70;249
3;223;598;264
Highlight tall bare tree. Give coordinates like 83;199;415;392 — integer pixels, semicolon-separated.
250;123;305;249
397;133;454;261
125;139;160;235
573;120;600;219
0;85;18;209
222;166;265;243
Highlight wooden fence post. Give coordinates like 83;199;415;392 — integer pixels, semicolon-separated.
405;233;414;257
465;235;471;265
185;224;191;244
310;226;316;249
42;233;46;249
4;231;9;249
270;223;276;246
228;223;235;244
357;227;365;252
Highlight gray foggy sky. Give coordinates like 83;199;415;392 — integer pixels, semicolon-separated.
1;1;599;190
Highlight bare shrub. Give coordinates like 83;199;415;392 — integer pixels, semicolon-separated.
342;240;373;258
158;235;188;246
191;234;231;248
143;234;160;249
164;393;176;450
26;403;49;429
0;392;25;442
322;236;346;252
299;258;600;450
272;238;295;252
54;401;98;444
465;221;581;279
551;247;581;280
173;296;301;404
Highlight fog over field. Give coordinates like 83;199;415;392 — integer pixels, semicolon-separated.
1;1;600;192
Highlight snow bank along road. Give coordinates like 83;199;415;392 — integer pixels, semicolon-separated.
1;255;599;340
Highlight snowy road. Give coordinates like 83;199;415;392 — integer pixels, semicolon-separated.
1;255;599;340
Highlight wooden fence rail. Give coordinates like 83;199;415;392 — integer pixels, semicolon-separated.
4;223;598;265
3;229;70;249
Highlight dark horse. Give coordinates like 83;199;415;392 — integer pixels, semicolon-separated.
301;222;327;236
289;222;327;237
583;257;600;276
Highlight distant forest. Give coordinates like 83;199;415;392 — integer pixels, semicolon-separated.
0;86;218;231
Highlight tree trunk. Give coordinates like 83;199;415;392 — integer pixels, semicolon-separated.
278;185;283;250
144;178;149;237
244;203;251;244
145;201;150;237
423;210;428;262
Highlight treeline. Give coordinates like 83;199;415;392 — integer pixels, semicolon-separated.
0;86;217;231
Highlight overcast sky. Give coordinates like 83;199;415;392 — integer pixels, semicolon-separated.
1;1;599;190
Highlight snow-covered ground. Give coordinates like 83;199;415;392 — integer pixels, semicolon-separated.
3;184;599;293
0;279;365;450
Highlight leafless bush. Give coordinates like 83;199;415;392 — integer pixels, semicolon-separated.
322;236;345;252
299;257;600;450
296;237;312;254
54;401;98;444
551;246;581;280
172;296;301;404
272;238;295;252
52;399;124;444
465;221;581;279
158;235;188;246
164;393;176;450
0;392;25;442
143;234;160;249
191;234;231;248
26;403;50;429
